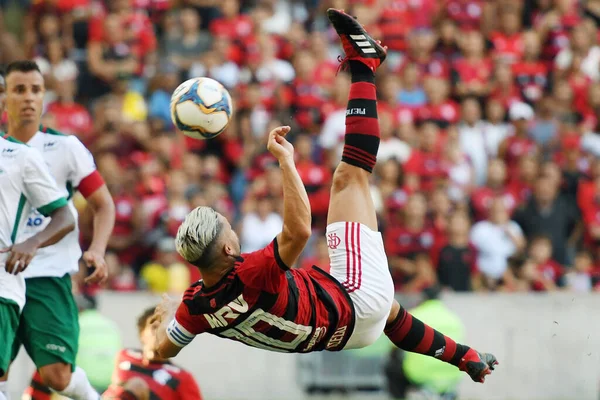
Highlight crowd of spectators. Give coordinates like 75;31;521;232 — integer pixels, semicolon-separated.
2;0;600;294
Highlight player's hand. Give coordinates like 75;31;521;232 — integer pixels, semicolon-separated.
82;249;108;285
1;238;40;275
150;294;179;326
266;126;294;162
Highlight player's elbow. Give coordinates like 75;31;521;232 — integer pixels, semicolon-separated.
283;225;311;244
52;206;76;233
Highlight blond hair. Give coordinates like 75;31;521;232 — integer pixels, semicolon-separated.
175;206;221;263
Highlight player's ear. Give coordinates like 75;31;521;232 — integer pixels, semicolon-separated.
223;243;235;258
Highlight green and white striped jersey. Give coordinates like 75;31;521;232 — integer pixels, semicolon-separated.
0;136;67;309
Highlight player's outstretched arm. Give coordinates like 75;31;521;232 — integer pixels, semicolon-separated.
267;126;312;267
152;295;185;359
3;205;75;274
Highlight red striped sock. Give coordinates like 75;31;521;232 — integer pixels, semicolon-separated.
341;61;379;173
24;371;52;400
384;305;469;366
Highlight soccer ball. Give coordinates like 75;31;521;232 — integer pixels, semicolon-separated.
170;77;233;140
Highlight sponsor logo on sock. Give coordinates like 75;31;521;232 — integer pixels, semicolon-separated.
434;346;446;358
346;108;366;116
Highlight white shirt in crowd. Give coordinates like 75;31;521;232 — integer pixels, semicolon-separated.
470;220;524;280
481;121;511;157
555;46;600;81
458;121;488;186
581;131;600;157
0;137;67;310
189;62;240;89
241;212;283;253
447;156;474;202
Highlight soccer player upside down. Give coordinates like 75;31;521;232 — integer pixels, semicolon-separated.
152;9;498;384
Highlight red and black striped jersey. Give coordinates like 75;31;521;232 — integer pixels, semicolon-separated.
103;349;202;400
169;239;355;353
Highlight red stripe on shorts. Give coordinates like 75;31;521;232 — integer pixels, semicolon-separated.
343;221;351;289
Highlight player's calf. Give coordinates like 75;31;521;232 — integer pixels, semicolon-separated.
385;300;498;383
39;364;71;392
41;364;100;400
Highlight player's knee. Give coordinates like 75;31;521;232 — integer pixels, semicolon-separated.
123;377;150;400
332;164;368;192
386;300;401;327
39;364;71;392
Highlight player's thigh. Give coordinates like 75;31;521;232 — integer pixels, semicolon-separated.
0;298;20;376
327;163;377;231
19;275;80;370
326;221;394;332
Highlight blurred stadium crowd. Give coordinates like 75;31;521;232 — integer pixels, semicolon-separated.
1;0;599;295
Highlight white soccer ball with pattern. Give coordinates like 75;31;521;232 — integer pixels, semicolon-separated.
170;77;233;140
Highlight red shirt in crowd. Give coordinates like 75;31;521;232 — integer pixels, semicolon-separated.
384;225;437;258
507;179;533;204
210;15;253;41
415;101;459;128
290;78;326;129
534;12;580;62
403;150;447;192
470;187;519;221
452;57;493;85
490;31;524;64
296;160;332;219
398;56;450;80
443;0;484;30
512;61;549;103
378;0;439;50
46;101;92;137
489;83;522;109
88;10;156;53
502;136;538;172
532;260;564;291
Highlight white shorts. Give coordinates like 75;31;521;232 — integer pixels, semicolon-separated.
326;221;394;349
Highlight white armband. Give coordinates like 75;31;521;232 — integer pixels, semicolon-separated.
166;319;195;348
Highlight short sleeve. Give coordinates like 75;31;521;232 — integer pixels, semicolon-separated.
66;135;97;188
22;148;68;216
236;239;287;293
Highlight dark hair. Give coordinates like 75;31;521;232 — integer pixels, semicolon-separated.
137;306;157;333
6;60;42;77
530;234;552;245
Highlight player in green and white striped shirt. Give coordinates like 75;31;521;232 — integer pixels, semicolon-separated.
0;77;75;399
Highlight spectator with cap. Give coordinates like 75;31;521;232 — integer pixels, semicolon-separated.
498;101;538;176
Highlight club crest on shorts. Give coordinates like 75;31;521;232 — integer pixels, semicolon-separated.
327;233;341;249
